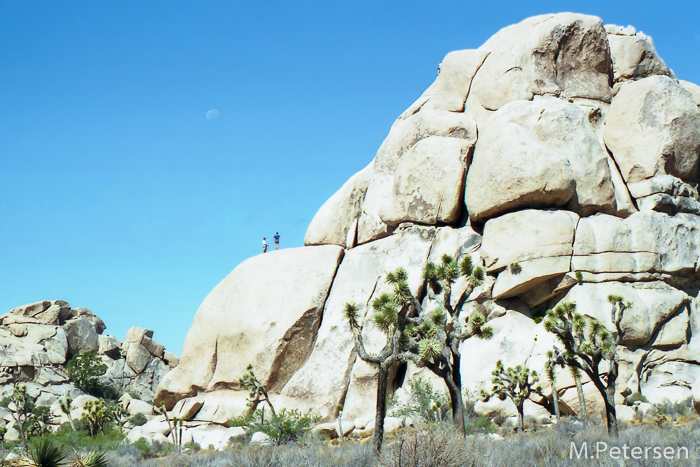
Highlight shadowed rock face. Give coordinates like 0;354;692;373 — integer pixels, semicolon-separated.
156;13;700;426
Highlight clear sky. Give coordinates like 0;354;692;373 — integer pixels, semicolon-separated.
1;1;699;355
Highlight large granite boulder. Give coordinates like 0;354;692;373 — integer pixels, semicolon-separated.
155;245;344;409
465;98;615;221
152;13;700;443
604;76;700;183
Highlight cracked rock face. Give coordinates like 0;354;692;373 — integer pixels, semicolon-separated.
156;13;700;423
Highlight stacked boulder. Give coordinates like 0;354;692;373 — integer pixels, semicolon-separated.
155;13;700;432
0;299;178;430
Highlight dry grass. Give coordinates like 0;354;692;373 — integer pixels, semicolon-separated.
104;422;700;467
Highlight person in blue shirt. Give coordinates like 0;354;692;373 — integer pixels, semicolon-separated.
273;232;281;250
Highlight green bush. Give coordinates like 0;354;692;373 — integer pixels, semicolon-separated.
128;413;148;427
389;377;451;424
235;408;320;445
464;416;495;435
66;351;107;396
625;392;648;406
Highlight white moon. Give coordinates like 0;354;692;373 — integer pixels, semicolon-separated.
206;109;220;119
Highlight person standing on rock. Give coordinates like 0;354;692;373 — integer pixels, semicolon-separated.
262;237;268;253
273;232;280;250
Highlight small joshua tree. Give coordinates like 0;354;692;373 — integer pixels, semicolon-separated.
482;360;540;432
543;296;628;436
238;364;276;418
0;385;38;452
59;396;77;432
84;399;112;436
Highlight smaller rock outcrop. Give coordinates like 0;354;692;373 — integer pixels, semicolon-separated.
0;300;178;418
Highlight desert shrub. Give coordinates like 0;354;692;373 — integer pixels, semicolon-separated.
464;416;495;435
28;438;66;467
129;413;148;427
32;422;125;452
389;377;451;424
625;392;648;406
246;408;321;445
131;437;153;457
509;262;522;274
66;351;107;395
382;425;475;467
652;398;693;418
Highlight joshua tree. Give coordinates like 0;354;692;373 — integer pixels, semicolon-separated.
420;254;493;432
344;254;492;450
568;362;589;428
543;296;628;436
0;385;37;452
482;360;540;432
239;364;276;418
59;396;77;432
84;399;112;436
344;268;420;452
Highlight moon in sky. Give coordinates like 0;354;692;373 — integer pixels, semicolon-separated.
206;109;220;119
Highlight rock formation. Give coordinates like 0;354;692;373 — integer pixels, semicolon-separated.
0;299;177;426
155;13;700;430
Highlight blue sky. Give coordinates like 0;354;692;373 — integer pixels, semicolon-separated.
1;1;698;355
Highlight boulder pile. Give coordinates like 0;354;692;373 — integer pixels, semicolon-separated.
0;299;178;433
155;13;700;434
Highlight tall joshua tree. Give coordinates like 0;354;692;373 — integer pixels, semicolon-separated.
421;254;493;433
343;254;492;450
543;296;628;436
344;267;420;453
482;360;540;432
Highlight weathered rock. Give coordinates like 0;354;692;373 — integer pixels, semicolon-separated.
63;317;99;356
98;335;122;358
171;398;203;421
466;13;612;119
151;14;700;438
607;32;674;83
185;425;246;450
155;245;344;409
304;163;372;247
572;211;700;275
379;137;470;226
400;49;490;116
604;76;700;183
481;210;578;271
680;80;700;107
358;109;477;244
68;307;106;334
7;300;71;326
465;98;615;221
250;431;272;445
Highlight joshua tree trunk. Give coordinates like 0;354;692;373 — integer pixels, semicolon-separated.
517;402;525;432
574;373;588;429
604;385;619;437
373;365;389;453
445;372;465;434
551;382;561;426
